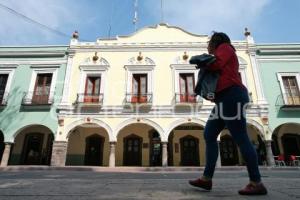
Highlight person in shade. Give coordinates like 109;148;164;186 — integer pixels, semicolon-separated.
188;32;268;195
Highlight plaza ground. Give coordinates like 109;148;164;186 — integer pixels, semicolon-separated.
0;167;299;200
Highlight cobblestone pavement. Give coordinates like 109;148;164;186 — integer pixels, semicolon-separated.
0;169;299;200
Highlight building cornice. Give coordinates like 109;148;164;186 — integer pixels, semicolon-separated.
69;41;248;52
0;50;67;58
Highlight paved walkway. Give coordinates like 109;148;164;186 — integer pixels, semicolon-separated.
0;167;299;199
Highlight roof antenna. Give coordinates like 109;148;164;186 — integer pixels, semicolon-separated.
133;0;138;31
161;0;164;23
108;0;114;38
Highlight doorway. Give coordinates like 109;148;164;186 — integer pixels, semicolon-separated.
84;134;104;166
124;135;142;166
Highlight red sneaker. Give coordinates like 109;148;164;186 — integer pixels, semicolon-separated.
188;178;212;190
238;183;268;195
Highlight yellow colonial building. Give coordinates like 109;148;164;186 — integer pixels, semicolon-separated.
51;24;272;167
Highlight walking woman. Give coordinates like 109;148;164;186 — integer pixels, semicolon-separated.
189;32;267;195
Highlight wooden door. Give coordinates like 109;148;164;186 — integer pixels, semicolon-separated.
84;76;101;103
220;135;239;166
124;135;142;166
32;74;52;104
180;136;199;166
84;135;104;166
22;133;44;165
132;74;147;103
179;73;195;102
282;76;300;105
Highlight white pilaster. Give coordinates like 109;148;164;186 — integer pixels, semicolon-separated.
109;142;116;167
61;51;75;105
265;140;275;166
162;142;168;167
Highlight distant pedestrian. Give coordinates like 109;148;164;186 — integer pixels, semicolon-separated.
189;32;268;195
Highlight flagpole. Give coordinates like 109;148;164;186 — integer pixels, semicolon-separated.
133;0;138;31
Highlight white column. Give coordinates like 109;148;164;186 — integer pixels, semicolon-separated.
162;142;168;167
109;142;116;167
61;52;75;105
50;141;68;167
0;143;12;167
216;141;221;167
265;140;275;166
248;49;267;105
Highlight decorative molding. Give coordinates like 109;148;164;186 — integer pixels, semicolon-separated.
30;64;60;68
80;57;110;67
0;64;18;68
127;56;155;66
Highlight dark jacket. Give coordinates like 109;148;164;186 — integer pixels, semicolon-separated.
189;54;219;100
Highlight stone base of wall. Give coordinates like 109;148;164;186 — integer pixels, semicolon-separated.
51;141;68;167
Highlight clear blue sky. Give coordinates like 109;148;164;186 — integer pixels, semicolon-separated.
0;0;299;45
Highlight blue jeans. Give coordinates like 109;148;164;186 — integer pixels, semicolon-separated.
203;86;261;182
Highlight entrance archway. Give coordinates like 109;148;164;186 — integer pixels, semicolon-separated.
66;123;110;166
167;123;204;166
272;123;300;161
10;125;54;165
116;122;163;166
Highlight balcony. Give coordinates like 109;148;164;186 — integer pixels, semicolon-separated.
0;92;9;106
75;93;104;107
22;92;54;106
276;93;300;110
123;93;152;111
173;93;203;105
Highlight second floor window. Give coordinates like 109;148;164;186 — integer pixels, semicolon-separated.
84;76;101;102
0;74;8;103
179;73;195;102
32;73;52;104
132;74;147;103
282;76;300;105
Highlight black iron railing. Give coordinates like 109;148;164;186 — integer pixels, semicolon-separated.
174;93;203;104
22;92;54;105
124;93;153;104
75;93;104;104
275;93;300;108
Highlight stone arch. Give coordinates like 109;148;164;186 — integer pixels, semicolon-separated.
246;119;265;140
13;124;55;140
165;118;206;139
10;124;54;165
65;119;113;142
114;118;165;142
272;123;300;156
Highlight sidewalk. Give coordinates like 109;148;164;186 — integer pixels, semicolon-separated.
1;165;299;172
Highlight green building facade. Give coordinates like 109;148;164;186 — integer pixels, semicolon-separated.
257;44;300;161
0;46;68;165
